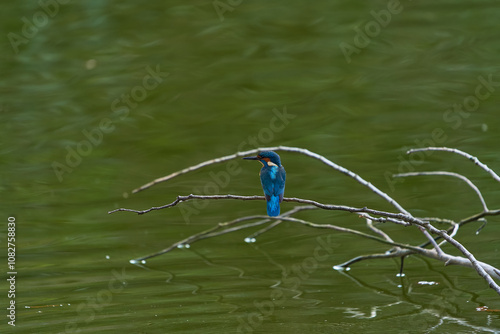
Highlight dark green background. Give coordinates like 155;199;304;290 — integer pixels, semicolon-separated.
2;0;500;333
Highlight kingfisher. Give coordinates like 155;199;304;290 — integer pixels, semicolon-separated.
243;151;286;216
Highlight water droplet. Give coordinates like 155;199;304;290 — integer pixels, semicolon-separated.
332;265;349;271
396;273;405;277
105;255;110;260
129;259;138;264
244;237;256;243
141;260;146;264
417;281;439;285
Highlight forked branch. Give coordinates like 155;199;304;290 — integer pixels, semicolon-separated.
110;146;500;296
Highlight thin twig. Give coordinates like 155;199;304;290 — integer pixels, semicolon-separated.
358;213;410;227
439;222;459;247
407;147;500;183
420;227;445;257
418;209;500;249
109;195;265;215
418;217;459;248
419;217;456;225
245;221;282;239
277;216;422;250
365;218;395;243
244;205;317;240
394;171;489;212
335;252;407;268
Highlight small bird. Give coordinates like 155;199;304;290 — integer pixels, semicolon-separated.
243;151;286;216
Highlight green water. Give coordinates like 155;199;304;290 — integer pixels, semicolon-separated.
2;0;500;333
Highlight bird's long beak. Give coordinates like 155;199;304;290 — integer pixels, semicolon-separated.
243;156;259;160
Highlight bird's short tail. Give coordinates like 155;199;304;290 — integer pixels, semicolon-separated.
266;195;280;216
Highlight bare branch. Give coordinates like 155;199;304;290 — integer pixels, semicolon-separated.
358;213;410;227
457;209;500;226
113;193;500;294
109;194;421;228
109;194;265;215
407;147;500;183
110;192;443;259
437;220;459;248
394;171;488;212
435;231;500;292
417;209;500;250
277;216;423;250
244;205;317;240
114;146;500;296
335;246;500;283
131;146;411;215
365;218;395;243
131;148;260;194
245;220;282;240
419;217;456;225
235;214;500;287
419;227;444;257
420;221;500;294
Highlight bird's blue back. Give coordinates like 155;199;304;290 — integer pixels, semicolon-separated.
260;164;286;216
243;151;286;216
